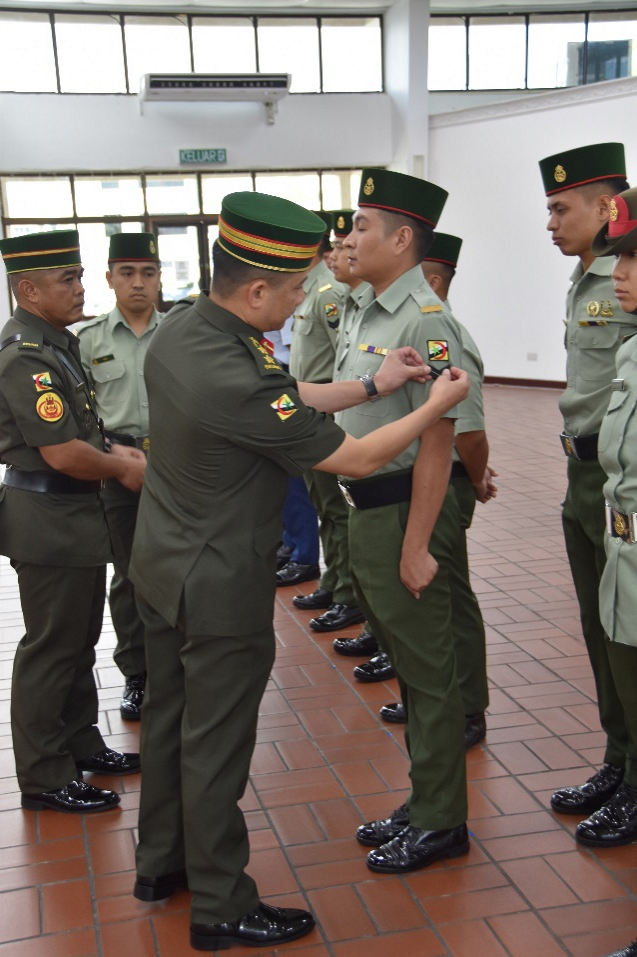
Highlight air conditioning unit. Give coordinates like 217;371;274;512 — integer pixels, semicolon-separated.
139;73;291;103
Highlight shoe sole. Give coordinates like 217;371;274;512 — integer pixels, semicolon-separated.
76;765;141;776
120;710;142;722
575;831;637;848
134;878;188;901
550;798;613;816
21;796;120;814
190;921;315;950
380;712;405;725
354;671;396;683
366;840;470;873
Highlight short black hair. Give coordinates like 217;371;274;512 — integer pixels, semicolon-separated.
8;269;47;296
579;177;631;200
377;209;434;262
211;241;293;297
319;234;333;255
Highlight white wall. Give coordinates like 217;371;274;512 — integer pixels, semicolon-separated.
429;76;637;383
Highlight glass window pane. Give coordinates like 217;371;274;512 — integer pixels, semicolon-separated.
587;14;637;83
257;19;320;93
78;223;143;318
156;225;201;303
468;17;526;90
428;18;467;91
192;18;256;73
0;13;57;92
145;176;200;215
55;14;126;93
527;15;585;88
124;16;191;95
4;178;73;218
321;18;382;93
254;172;320;209
201;174;253;214
74;177;144;217
320;173;346;211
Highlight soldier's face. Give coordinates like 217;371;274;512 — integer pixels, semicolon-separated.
546;188;608;258
612;250;637;314
330;239;352;284
345;208;394;285
29;267;85;329
107;261;161;315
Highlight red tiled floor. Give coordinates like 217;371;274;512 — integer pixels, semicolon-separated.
2;385;637;955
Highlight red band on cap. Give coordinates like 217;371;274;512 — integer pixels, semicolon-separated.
357;201;435;227
423;256;456;267
546;172;626;196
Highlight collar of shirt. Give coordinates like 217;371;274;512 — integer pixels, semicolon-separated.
13;305;75;352
108;304;162;335
194;290;260;339
569;255;614;286
363;263;431;316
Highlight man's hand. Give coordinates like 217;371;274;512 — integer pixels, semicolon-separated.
399;544;439;599
374;347;429;395
475;465;499;504
428;367;469;413
110;443;147;492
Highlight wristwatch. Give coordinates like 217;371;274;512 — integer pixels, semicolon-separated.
359;373;382;401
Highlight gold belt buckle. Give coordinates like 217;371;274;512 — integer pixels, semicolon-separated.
338;481;357;509
560;433;578;459
606;503;636;543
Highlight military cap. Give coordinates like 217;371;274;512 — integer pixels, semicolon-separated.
218;192;326;272
0;229;81;275
592;187;637;256
423;232;462;268
539;142;626;196
332;210;354;238
357;168;448;227
314;210;333;234
109;232;160;263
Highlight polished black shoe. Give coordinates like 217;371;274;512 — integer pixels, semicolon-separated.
292;587;333;610
190;902;315;951
276;543;293;570
76;748;140;776
333;630;379;657
550;763;623;815
379;702;405;724
366;823;469;873
356;802;410;846
309;603;365;633
576;783;637;848
606;939;637;957
353;652;396;683
21;779;120;814
276;562;320;587
464;712;486;750
120;671;146;721
134;870;188;902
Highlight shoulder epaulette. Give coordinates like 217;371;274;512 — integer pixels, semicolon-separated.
238;334;286;377
77;314;108;333
18;330;44;351
411;287;444;313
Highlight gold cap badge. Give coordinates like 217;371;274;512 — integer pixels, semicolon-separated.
363;177;375;196
149;241;156;254
554;165;566;183
610;199;618;222
337;215;345;230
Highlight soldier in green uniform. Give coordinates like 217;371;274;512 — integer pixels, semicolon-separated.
539;143;636;826
336;169;470;873
0;230;145;813
286;215;365;633
78;233;163;720
127;191;468;951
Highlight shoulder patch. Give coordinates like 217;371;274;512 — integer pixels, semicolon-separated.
271;393;297;421
36;391;64;422
32;372;53;391
318;283;333;293
324;302;339;317
427;340;449;362
239;334;286;377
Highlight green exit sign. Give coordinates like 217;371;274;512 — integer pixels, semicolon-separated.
179;148;227;165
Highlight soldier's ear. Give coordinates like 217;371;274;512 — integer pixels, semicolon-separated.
106;271;114;289
16;276;40;303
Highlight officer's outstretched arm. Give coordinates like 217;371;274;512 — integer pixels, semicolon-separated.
39;438;146;492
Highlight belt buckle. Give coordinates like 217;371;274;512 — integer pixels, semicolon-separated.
338;481;357;508
560;432;579;460
606;503;635;543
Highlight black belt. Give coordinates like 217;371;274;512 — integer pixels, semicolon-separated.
560;432;599;460
107;431;150;453
2;466;102;495
450;461;468;480
339;461;468;510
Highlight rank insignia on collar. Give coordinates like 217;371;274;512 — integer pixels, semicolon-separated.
246;336;283;374
260;336;275;356
358;343;388;356
271;393;297;421
325;303;338;317
36;392;64;422
32;371;52;391
427;340;449;362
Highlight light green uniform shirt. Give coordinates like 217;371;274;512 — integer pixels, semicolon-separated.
442;300;485;463
289;260;346;383
77;305;163;434
335;264;461;479
560;258;637;436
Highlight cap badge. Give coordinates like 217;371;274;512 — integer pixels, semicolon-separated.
337;215;345;230
363;177;375;196
149;241;156;254
610;199;619;222
554;165;567;183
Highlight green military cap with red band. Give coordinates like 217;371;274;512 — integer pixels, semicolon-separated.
313;210;333;234
109;232;160;263
539;142;626;196
0;229;81;275
332;210;354;237
423;232;462;268
592;187;637;257
218;192;326;272
357;168;448;228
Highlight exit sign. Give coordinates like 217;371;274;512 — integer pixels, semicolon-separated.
179;148;227;165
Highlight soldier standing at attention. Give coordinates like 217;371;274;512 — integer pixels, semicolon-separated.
0;231;144;813
78;233;162;720
539;144;637;835
127;191;468;951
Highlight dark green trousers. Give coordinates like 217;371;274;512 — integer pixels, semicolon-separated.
349;487;467;829
101;479;146;677
449;477;489;715
136;598;275;924
11;561;106;792
562;458;629;767
305;469;356;605
607;638;637;787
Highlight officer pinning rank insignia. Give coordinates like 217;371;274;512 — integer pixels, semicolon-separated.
271;393;297;421
32;372;52;391
427;340;449;362
358;344;388;356
36;392;64;422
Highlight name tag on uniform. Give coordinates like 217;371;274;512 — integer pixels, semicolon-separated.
93;354;114;364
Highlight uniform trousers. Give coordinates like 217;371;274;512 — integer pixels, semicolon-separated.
136;598;274;924
607;638;637;788
282;475;320;566
305;469;356;604
10;561;106;792
348;487;467;829
449;476;489;715
562;458;629;768
101;479;147;677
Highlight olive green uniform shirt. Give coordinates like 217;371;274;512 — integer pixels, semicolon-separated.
77;305;163;434
561;258;637;436
289;259;346;383
129;293;345;633
443;301;485;462
0;307;111;566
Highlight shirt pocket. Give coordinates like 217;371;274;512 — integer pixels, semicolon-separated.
576;324;622;384
91;359;127;404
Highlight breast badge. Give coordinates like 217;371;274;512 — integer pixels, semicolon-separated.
427;340;449;362
36;392;64;422
271;393;297;421
32;372;52;391
587;301;600;317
